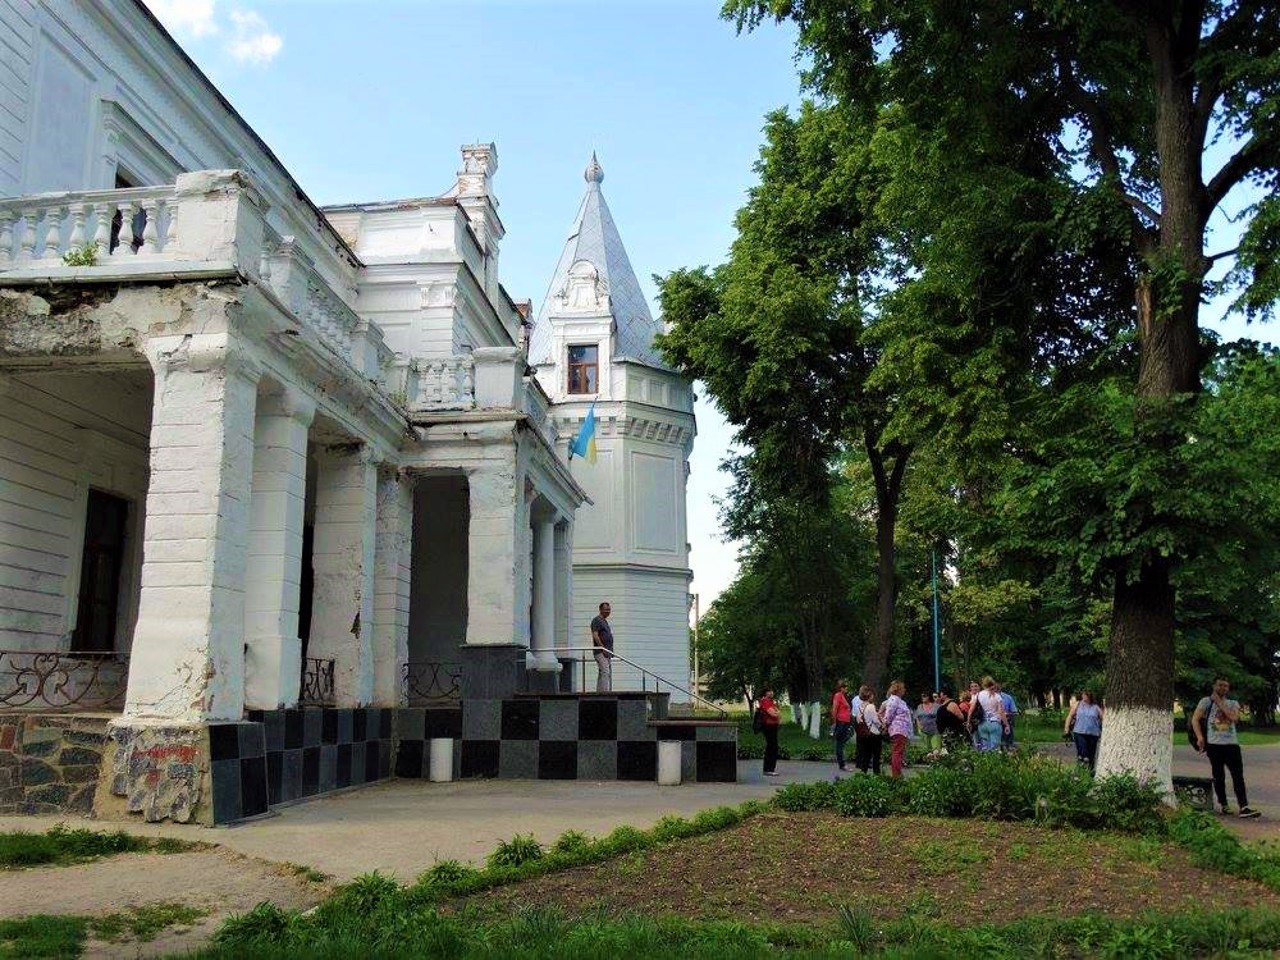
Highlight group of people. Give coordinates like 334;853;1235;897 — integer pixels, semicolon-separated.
759;674;1261;821
826;676;1020;777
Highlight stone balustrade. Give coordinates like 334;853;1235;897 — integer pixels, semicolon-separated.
523;378;559;446
411;355;476;411
0;186;179;265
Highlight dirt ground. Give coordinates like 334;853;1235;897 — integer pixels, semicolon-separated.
470;811;1280;927
0;847;327;958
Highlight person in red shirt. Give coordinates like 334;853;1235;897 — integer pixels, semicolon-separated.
830;679;853;772
759;687;781;777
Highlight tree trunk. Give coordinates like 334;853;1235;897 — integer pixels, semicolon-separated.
861;437;909;693
1096;13;1209;794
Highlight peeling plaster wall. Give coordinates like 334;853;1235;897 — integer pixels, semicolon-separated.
0;368;151;649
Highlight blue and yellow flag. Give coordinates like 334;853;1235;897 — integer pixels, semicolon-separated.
569;401;597;463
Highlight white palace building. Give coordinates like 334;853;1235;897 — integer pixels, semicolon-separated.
0;0;725;826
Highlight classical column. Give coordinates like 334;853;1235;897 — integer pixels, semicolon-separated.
372;466;413;705
529;510;559;673
464;464;520;646
309;444;378;707
126;333;260;722
554;519;573;651
242;386;315;710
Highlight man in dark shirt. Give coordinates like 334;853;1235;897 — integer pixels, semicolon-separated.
591;601;614;692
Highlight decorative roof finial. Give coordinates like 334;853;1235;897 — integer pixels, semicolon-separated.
584;152;604;185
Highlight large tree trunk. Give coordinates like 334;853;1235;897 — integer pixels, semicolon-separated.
861;437;909;693
1096;17;1207;792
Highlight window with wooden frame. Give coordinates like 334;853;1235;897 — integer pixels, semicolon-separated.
567;344;599;394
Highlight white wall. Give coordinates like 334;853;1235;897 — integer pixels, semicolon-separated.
571;566;691;699
0;368;151;650
0;0;35;196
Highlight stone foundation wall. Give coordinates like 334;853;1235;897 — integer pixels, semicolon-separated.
0;714;112;815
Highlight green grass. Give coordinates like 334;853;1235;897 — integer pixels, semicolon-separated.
0;915;87;959
0;825;199;869
87;902;206;943
0;903;205;958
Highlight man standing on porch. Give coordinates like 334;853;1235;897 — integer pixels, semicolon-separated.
591;602;614;692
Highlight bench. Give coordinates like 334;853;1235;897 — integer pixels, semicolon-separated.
1172;775;1214;811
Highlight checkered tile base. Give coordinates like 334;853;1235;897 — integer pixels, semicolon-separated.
394;697;738;783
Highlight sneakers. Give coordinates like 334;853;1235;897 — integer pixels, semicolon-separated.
1220;805;1233;816
1239;807;1261;819
763;771;780;777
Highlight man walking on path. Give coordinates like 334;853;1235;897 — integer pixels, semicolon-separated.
1192;677;1260;818
591;602;614;692
998;683;1019;750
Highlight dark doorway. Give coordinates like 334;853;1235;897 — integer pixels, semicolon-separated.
72;490;130;653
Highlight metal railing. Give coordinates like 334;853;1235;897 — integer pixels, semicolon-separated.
299;656;335;706
403;660;462;705
549;647;726;718
0;651;129;711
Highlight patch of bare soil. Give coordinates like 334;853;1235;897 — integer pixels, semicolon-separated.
0;847;328;958
470;812;1280;928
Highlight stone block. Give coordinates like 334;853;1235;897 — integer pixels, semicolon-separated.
395;739;424;779
424;708;462;739
459;644;525;700
578;700;617;741
303;710;323;748
58;747;103;767
617;700;652;741
21;738;60;759
210;758;241;825
500;700;539;740
20;759;57;786
462;700;501;741
240;757;268;817
350;742;367;785
396;708;425;742
576;740;617;780
26;783;72;808
695;742;738;783
537;741;576;780
681;742;697;783
319;745;337;793
460;740;499;779
498;740;536;779
62;764;101;784
538;700;578;741
617;741;657;781
281;749;302;802
63;729;108;747
695;724;737;742
238;724;266;760
68;785;95;814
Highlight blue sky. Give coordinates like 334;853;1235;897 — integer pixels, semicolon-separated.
146;0;1272;614
146;0;804;609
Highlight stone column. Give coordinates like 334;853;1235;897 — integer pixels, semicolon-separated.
529;510;559;673
242;386;315;710
309;444;378;707
126;333;260;722
372;466;413;706
465;464;520;646
554;519;573;658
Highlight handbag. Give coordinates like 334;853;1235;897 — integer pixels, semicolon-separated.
752;707;765;733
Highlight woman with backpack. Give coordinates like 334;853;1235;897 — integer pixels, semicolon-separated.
854;686;883;774
970;676;1009;751
758;687;781;777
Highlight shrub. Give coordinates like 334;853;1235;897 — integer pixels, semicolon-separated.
550;829;592;856
773;780;838;812
417;859;477;886
214;901;295;946
650;816;695;843
487;833;544;869
832;774;900;818
62;245;97;267
903;765;972;818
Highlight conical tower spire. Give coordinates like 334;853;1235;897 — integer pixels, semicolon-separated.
529;155;668;369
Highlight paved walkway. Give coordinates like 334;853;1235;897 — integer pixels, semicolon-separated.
0;762;820;884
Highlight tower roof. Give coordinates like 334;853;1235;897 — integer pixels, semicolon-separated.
529;154;669;369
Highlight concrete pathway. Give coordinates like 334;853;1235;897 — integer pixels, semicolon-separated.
0;762;826;884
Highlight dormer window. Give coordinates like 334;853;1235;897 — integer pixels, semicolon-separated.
568;345;599;394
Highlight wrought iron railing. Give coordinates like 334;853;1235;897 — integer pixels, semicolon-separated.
0;651;129;710
550;647;727;718
299;656;336;706
403;661;462;705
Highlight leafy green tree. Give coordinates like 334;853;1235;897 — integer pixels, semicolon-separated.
727;0;1280;786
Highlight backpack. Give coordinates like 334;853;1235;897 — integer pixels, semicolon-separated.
752;706;765;733
968;696;985;729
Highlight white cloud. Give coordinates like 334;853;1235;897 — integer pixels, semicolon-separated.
226;9;283;65
146;0;219;37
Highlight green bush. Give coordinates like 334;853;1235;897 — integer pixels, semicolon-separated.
832;773;900;818
486;834;543;869
417;859;478;886
774;751;1168;834
549;830;591;856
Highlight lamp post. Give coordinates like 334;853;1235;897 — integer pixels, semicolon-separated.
931;550;941;693
691;592;700;700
